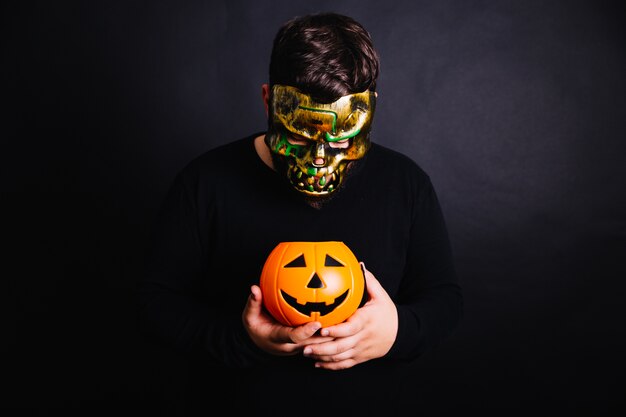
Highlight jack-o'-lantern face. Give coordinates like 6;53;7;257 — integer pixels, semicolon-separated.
259;241;365;327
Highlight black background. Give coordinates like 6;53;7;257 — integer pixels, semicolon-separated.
3;0;625;415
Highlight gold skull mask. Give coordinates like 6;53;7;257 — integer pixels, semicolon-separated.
265;84;376;196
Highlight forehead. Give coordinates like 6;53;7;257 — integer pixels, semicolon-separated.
271;84;370;114
270;84;374;141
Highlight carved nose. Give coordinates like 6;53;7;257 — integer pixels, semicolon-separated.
307;272;324;288
312;143;325;167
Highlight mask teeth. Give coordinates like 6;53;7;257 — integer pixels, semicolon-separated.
290;167;339;194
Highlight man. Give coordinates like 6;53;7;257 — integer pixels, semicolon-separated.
139;12;462;416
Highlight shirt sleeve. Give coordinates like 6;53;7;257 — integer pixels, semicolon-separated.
386;174;464;361
137;169;273;368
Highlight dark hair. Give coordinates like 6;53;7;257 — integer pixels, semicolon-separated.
269;13;379;103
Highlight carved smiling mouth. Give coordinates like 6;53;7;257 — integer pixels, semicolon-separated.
287;165;341;195
280;289;349;317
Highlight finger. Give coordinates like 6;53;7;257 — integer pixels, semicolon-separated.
303;336;356;358
360;262;385;299
245;285;263;316
306;347;356;363
314;358;358;371
272;321;322;344
301;335;335;344
251;284;263;301
289;321;322;344
319;319;360;338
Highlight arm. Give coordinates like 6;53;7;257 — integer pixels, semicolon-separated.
138;171;335;367
387;175;463;360
137;172;270;367
302;175;463;368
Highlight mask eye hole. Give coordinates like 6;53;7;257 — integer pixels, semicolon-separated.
286;134;309;146
328;139;350;149
284;254;306;268
324;254;344;267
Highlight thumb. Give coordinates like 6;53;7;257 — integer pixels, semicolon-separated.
245;284;264;315
360;262;384;299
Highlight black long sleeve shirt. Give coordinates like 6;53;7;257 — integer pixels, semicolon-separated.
139;132;462;415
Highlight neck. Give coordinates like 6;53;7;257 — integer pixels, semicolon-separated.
254;134;274;170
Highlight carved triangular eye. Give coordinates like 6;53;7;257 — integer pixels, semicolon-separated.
284;254;306;268
324;254;344;267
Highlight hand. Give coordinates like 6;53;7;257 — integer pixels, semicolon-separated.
242;284;333;356
302;262;398;370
